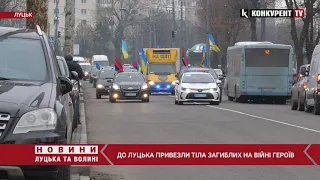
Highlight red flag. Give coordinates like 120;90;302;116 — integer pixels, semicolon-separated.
183;57;189;66
181;47;185;57
114;56;123;72
132;61;138;68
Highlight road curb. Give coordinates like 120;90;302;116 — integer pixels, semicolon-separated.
71;92;90;179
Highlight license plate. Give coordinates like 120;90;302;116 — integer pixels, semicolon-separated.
125;93;136;96
194;94;206;97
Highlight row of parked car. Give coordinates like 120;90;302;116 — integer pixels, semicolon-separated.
291;44;320;115
0;25;81;179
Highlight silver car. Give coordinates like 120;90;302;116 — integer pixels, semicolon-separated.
291;64;309;111
174;72;220;105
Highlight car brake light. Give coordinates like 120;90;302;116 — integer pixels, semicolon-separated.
317;74;320;92
303;82;307;89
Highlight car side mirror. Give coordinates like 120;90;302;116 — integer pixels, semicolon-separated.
216;80;222;84
71;71;78;77
59;76;73;94
0;166;25;180
300;68;306;76
175;80;179;85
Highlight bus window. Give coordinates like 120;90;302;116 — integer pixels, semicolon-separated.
245;48;290;67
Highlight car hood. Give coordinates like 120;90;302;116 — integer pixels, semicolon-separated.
0;82;51;117
181;83;217;89
116;82;144;86
97;79;113;85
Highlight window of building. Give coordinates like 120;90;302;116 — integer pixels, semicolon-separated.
81;0;87;3
81;9;87;15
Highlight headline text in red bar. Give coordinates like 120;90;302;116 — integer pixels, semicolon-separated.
0;12;33;18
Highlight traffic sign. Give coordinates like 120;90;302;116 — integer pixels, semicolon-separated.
49;37;55;41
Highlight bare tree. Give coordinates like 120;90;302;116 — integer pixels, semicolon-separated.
284;0;320;68
75;24;95;57
108;0;140;60
26;0;48;31
0;0;26;27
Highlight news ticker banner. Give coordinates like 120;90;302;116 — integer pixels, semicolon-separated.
240;9;305;18
0;12;33;18
0;144;320;165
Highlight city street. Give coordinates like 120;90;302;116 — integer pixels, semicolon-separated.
82;81;320;180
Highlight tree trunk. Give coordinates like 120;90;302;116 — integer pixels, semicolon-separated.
26;0;48;32
249;18;257;41
296;50;304;70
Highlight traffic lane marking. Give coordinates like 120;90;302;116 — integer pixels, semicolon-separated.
168;95;320;134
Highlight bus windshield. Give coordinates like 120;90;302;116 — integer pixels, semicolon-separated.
245;48;290;67
93;61;109;67
149;64;175;74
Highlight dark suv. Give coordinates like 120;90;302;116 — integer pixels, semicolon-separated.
0;26;73;180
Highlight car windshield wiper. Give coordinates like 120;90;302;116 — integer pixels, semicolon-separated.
0;77;11;80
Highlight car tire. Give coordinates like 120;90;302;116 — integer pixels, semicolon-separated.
142;98;149;102
297;94;305;111
304;95;313;112
171;91;175;95
210;101;219;105
89;78;93;83
109;97;116;103
313;99;320;115
290;98;298;110
175;99;178;104
96;94;101;99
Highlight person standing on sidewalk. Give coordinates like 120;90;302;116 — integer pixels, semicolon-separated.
65;55;84;125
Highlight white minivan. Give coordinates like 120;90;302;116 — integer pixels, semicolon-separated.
73;56;85;62
304;44;320;114
92;55;109;67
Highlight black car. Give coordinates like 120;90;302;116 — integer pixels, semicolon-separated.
109;72;149;102
96;69;117;99
92;66;114;88
0;26;73;180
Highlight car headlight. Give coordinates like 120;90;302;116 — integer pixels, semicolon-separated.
210;88;218;92
13;108;57;134
181;87;190;92
148;81;155;85
113;84;120;89
171;81;176;85
141;83;148;90
84;71;88;75
97;84;104;88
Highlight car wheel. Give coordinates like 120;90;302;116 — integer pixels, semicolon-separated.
304;95;313;112
142;98;149;102
178;100;183;105
89;78;93;83
96;94;101;99
313;99;320;115
175;99;178;104
109;97;116;103
171;91;175;95
210;101;219;105
290;98;298;110
297;94;305;111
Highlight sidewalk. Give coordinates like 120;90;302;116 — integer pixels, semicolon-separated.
71;91;90;180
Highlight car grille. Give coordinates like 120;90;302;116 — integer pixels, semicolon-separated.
185;93;214;99
0;113;10;137
120;85;140;91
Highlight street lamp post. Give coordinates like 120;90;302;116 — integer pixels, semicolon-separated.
119;1;126;63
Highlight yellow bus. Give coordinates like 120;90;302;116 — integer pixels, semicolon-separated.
145;48;180;94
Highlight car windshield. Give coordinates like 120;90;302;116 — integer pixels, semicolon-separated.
80;65;90;71
214;69;223;75
93;61;109;67
57;59;67;77
0;38;47;81
149;64;175;74
123;66;131;72
182;74;214;83
208;70;218;79
99;70;115;79
114;73;144;82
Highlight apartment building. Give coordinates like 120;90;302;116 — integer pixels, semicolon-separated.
47;0;96;39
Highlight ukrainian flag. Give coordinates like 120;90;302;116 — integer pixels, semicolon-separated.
121;40;129;59
200;46;207;67
139;48;147;73
208;34;220;52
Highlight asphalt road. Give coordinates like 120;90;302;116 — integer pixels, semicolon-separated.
82;81;320;180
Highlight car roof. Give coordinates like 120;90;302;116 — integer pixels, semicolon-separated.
183;72;210;75
0;26;40;39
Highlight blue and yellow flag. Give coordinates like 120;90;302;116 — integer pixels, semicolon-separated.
200;46;208;67
121;40;129;59
208;34;220;52
139;48;148;73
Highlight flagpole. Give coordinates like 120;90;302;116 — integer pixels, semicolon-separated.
206;0;210;68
